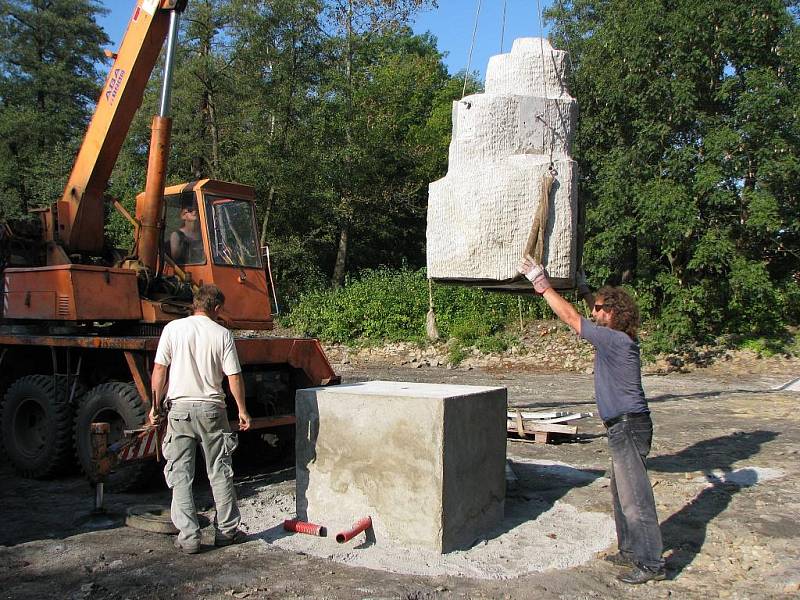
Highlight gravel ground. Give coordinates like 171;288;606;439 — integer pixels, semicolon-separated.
1;350;799;599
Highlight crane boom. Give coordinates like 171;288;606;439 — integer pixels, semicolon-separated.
57;0;183;255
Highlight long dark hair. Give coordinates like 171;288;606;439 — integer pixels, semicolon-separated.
596;286;640;340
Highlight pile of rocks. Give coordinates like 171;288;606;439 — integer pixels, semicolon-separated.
323;321;595;373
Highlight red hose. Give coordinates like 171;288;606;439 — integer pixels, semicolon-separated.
283;519;327;537
335;516;372;544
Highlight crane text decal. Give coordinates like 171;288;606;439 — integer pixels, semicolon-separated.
106;69;126;106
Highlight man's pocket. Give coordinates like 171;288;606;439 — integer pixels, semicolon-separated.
217;432;238;480
162;411;191;488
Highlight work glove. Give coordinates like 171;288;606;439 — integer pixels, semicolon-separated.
518;256;552;294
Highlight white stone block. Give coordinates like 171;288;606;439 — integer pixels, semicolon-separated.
485;38;571;98
295;381;507;553
426;38;579;290
427;157;577;288
448;94;577;169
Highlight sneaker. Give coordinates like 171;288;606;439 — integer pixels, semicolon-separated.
617;566;666;584
214;529;245;547
603;552;635;567
173;537;200;554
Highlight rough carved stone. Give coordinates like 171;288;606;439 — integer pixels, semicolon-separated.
427;38;579;290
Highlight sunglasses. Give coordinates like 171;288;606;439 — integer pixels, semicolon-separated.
593;303;609;312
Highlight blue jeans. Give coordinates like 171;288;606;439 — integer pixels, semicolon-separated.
607;414;664;571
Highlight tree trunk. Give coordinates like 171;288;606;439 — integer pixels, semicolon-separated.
198;3;220;178
619;234;637;284
331;224;349;288
259;185;275;248
329;1;354;289
206;91;221;177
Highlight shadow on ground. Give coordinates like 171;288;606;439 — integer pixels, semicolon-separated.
651;430;779;576
481;460;607;547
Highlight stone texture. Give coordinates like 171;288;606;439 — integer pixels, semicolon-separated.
427;156;577;286
485;38;571;98
427;38;579;291
295;381;507;553
446;95;577;170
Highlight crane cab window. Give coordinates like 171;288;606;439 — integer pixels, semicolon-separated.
205;196;261;268
163;194;206;265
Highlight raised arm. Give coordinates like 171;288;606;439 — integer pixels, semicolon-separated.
519;257;582;335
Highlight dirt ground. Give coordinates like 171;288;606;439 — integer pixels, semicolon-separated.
1;353;799;599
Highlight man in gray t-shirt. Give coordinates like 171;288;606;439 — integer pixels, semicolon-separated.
518;258;665;584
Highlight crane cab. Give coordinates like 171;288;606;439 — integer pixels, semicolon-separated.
138;179;274;330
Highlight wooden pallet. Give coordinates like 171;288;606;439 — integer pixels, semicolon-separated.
506;409;590;444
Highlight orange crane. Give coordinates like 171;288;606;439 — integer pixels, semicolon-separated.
0;0;338;490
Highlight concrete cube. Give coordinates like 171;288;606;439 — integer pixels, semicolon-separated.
295;381;507;553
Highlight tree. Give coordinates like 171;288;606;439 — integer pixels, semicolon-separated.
0;0;109;216
105;1;457;307
223;0;331;304
169;0;240;180
319;0;437;287
547;0;800;347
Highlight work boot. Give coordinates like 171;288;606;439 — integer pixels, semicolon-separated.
603;552;634;567
173;537;201;554
214;529;245;547
617;566;666;584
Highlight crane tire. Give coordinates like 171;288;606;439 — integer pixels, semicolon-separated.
74;382;159;492
0;375;76;478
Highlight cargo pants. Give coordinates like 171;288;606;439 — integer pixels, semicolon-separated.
162;401;241;547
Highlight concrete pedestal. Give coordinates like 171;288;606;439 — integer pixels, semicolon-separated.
295;381;507;553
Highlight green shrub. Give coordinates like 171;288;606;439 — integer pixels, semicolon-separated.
448;345;467;366
285;267;546;348
739;337;780;357
285;268;428;343
636;261;793;355
286;266;798;359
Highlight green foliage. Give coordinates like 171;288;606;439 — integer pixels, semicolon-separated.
285;268;428;343
267;235;327;311
0;0;109;215
447;345;468;366
548;0;800;352
285;268;545;349
3;0;797;356
738;337;783;358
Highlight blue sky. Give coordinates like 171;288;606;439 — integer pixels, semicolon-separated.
98;0;553;79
